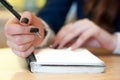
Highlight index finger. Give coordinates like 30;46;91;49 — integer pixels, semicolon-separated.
6;17;20;25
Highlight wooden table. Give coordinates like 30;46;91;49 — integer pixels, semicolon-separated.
0;48;120;80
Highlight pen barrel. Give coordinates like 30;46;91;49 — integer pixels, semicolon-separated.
0;0;21;20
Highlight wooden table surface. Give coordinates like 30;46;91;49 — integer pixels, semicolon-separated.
0;48;120;80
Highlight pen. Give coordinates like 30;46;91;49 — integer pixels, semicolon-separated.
0;0;20;20
0;0;41;38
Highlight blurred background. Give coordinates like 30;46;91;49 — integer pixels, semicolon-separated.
0;0;46;48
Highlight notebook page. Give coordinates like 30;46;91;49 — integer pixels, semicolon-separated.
34;48;104;66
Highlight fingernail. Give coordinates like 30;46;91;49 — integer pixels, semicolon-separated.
30;28;39;33
53;44;59;49
21;18;29;24
67;47;73;50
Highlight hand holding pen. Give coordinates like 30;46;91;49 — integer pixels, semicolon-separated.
1;0;45;57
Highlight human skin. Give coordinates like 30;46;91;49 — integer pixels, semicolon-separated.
53;19;117;52
4;11;44;58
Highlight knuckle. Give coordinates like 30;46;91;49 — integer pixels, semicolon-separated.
83;18;90;22
61;39;67;45
95;27;100;32
18;45;27;51
93;27;101;36
23;11;31;14
80;34;86;40
6;40;11;47
4;25;10;35
15;37;23;45
74;42;80;48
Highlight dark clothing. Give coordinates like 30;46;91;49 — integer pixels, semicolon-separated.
37;0;120;33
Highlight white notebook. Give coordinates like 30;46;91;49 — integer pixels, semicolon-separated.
26;48;105;73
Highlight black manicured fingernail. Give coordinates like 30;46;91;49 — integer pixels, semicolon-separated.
30;28;39;33
21;18;29;24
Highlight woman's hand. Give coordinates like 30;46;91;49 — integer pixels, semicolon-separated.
53;18;117;52
4;11;45;58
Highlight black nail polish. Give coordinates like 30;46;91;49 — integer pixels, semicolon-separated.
30;28;39;33
21;18;29;24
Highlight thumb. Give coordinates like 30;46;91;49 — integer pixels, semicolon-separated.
20;11;33;25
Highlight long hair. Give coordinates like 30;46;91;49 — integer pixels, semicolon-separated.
84;0;120;33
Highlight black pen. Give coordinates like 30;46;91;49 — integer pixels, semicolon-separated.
0;0;21;20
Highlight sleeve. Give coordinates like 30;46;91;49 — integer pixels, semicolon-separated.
37;0;74;34
112;10;120;54
112;32;120;54
36;19;55;48
114;11;120;32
